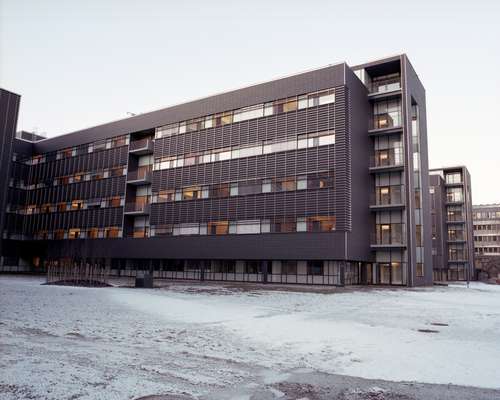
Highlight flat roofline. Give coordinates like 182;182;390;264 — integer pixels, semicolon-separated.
0;87;22;97
351;53;404;71
430;165;469;172
35;61;348;144
33;54;408;144
473;204;500;208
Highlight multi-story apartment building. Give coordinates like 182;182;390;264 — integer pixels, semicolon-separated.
429;166;475;281
473;204;500;280
0;54;433;286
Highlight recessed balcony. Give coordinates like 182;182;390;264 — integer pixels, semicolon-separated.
371;224;406;248
368;74;401;97
124;202;150;216
369;112;403;136
369;148;404;173
129;138;154;155
370;185;405;210
126;168;152;185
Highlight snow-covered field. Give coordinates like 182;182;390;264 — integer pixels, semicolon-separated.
1;276;500;399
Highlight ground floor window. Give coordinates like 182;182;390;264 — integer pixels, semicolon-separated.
307;261;323;275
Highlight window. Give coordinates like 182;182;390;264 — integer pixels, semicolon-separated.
68;229;81;239
211;184;230;198
234;220;260;234
112;136;127;147
186;118;204;132
174;223;200;236
307;261;323;275
275;177;296;192
308;216;336;232
108;197;122;207
212;112;233;127
158;190;175;202
208;221;229;235
233;104;264;122
111;167;124;177
282;261;297;275
447;188;463;203
54;230;65;240
104;227;120;238
156;123;179;138
308;173;333;189
416;225;423;246
182;186;201;200
93;140;106;152
57;203;67;212
272;217;296;233
239;181;262;196
373;99;401;129
416;263;424;277
183;154;197;166
230;183;239;196
87;228;99;239
308;89;335;107
297;176;307;190
245;261;260;274
154;225;173;236
447;206;463;221
446;172;462;184
73;173;83;183
71;200;83;210
378;187;390;205
296;217;307;232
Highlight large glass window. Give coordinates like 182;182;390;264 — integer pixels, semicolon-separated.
372;99;402;129
446;187;464;203
447;206;464;222
307;261;324;275
370;73;401;94
182;186;201;200
375;223;404;245
308;216;336;232
208;221;229;235
445;172;462;184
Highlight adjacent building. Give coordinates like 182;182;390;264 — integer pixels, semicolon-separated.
473;204;500;280
429;167;475;281
0;54;434;286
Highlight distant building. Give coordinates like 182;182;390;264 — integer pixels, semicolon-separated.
473;204;500;280
429;166;475;281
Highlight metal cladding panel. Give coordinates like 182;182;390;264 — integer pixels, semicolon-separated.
401;55;433;286
33;63;347;153
0;89;21;257
334;86;352;232
44;232;349;261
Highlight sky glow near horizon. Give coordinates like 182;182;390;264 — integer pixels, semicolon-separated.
1;0;499;203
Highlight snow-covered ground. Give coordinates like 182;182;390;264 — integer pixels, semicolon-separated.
1;276;500;399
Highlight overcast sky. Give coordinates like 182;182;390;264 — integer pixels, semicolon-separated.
1;0;499;204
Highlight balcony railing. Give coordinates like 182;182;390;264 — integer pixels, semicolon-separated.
371;185;404;207
371;112;402;130
371;223;406;246
127;168;152;184
129;138;154;154
447;233;465;242
370;77;401;94
126;227;150;238
370;148;404;169
124;202;150;214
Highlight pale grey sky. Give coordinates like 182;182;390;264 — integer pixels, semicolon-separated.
1;0;499;204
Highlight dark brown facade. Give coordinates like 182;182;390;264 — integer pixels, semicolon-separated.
0;54;433;286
